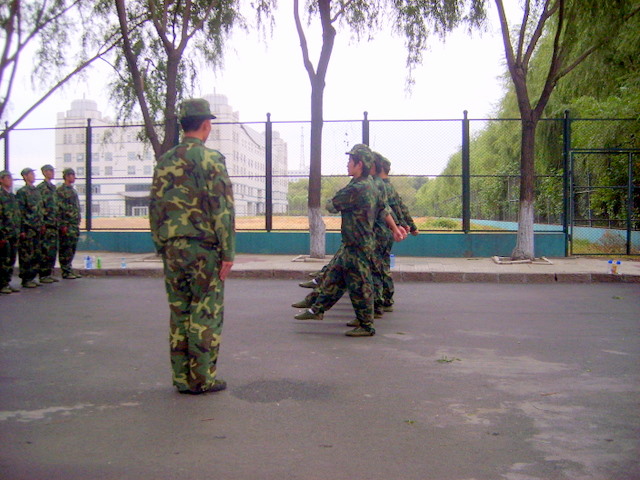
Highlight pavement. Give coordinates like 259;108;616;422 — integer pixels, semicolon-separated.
1;277;639;479
63;251;640;283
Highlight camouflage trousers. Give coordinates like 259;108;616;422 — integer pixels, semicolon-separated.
58;227;79;275
312;245;375;329
18;229;42;282
39;226;58;277
0;237;18;288
162;238;225;393
371;235;391;314
380;238;395;308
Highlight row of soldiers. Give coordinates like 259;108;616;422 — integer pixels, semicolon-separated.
292;144;418;336
0;166;82;294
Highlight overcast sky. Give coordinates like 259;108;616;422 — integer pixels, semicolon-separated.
5;2;510;178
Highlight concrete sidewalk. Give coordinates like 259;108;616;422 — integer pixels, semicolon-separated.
69;251;640;283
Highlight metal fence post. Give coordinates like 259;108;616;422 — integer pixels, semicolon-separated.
265;113;273;232
3;122;9;171
362;111;369;145
563;110;571;256
626;151;633;255
461;111;470;233
85;118;92;232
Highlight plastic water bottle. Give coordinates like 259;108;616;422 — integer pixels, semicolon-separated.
390;254;396;269
85;255;93;269
121;257;127;269
608;259;621;275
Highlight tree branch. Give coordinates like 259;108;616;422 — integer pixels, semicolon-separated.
0;39;120;141
294;0;316;81
114;0;161;154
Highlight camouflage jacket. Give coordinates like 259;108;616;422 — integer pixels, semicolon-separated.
149;137;236;261
37;180;58;227
372;175;396;244
16;185;43;232
0;188;20;240
383;178;417;232
330;176;386;254
56;184;81;228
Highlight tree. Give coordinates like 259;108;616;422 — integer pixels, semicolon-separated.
494;0;640;259
98;0;247;157
294;0;484;258
0;0;118;140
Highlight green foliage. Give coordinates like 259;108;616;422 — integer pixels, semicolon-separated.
414;2;639;226
92;0;249;152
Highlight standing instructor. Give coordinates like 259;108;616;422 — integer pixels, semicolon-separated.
149;98;235;395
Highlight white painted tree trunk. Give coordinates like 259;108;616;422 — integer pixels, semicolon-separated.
309;207;326;259
511;199;535;260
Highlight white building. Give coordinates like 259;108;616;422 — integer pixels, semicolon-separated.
54;95;289;218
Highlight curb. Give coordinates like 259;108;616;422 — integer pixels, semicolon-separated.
68;268;640;283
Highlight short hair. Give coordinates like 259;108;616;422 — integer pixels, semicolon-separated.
350;156;370;177
180;116;208;133
372;153;384;175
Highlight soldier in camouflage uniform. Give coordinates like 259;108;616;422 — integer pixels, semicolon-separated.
16;168;44;288
149;98;235;395
0;171;21;294
56;168;82;279
294;144;404;337
379;156;419;310
38;164;59;283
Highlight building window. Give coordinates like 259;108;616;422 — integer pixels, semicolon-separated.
76;153;84;163
143;165;152;175
104;152;113;162
64;153;72;163
93;167;100;176
77;167;85;176
128;166;136;175
127;152;137;162
105;166;113;176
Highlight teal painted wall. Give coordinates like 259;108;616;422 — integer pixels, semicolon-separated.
78;231;566;257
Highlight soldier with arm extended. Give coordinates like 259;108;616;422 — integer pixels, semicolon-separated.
149;98;235;395
0;171;21;294
16;168;44;288
294;144;403;337
37;164;59;283
56;168;82;279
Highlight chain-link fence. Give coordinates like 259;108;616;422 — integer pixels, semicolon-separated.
2;114;638;254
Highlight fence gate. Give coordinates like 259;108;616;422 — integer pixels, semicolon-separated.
569;149;639;256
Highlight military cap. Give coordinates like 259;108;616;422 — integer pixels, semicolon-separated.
346;144;373;169
62;168;76;177
0;170;12;178
21;167;34;176
381;156;391;170
41;164;54;172
179;98;217;120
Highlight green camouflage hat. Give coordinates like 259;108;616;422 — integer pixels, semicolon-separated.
346;144;373;169
41;164;54;172
0;170;11;178
62;168;76;177
21;167;34;176
179;98;217;120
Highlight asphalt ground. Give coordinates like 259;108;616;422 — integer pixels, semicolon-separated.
1;277;639;480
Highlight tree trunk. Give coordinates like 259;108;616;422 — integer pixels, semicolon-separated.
511;118;538;260
308;79;326;258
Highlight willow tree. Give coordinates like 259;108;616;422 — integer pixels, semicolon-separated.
0;0;117;141
95;0;250;157
294;0;485;258
495;0;640;260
